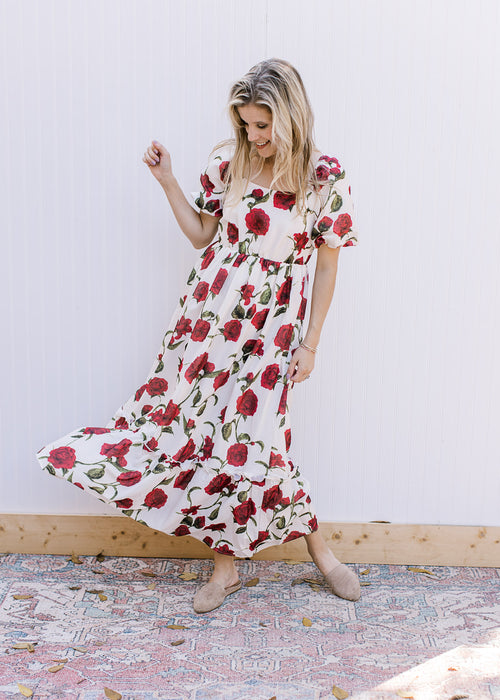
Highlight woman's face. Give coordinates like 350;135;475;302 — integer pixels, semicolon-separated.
237;103;277;159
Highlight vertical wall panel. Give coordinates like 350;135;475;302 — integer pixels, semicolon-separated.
0;0;499;525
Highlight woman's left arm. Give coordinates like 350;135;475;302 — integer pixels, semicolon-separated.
286;245;340;383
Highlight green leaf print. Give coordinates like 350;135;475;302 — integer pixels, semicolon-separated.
187;267;197;284
155;360;164;373
152;464;166;473
237;433;250;442
330;192;343;212
273;307;287;318
259;287;272;304
276;516;286;529
89;484;106;495
237;491;248;503
192;389;202;406
232;304;245;319
45;464;56;476
235;526;247;534
86;467;105;480
135;417;147;426
222;422;232;441
231;361;240;375
208;507;220;521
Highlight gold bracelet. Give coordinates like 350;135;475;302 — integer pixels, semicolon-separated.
300;342;317;354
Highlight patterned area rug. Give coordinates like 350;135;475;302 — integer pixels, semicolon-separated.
0;554;499;699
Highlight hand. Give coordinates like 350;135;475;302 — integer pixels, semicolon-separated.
142;140;173;186
286;345;315;384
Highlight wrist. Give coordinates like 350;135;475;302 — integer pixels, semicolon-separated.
160;172;177;192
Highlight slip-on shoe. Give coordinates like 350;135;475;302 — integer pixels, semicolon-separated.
193;580;242;614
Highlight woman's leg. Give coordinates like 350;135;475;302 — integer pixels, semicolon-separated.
208;551;240;587
304;529;361;601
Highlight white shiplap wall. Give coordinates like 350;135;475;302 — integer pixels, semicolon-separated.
1;0;499;526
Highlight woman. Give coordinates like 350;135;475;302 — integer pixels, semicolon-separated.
36;58;360;613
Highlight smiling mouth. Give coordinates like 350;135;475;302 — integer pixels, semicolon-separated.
255;140;270;148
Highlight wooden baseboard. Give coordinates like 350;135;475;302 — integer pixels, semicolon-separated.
1;514;499;567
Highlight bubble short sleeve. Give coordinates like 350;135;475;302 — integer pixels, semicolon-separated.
192;147;231;218
311;155;358;249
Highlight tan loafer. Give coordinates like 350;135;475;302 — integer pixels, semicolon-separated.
324;563;361;601
193;580;242;614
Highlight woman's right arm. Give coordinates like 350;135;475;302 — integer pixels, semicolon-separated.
143;140;219;250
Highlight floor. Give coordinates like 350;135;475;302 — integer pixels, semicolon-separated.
0;553;499;699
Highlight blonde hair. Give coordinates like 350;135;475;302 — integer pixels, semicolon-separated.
216;58;319;211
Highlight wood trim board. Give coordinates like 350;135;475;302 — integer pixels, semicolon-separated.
1;514;499;567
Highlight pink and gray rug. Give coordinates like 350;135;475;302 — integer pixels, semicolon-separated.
0;554;499;699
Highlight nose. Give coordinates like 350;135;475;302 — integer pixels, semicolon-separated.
247;126;259;142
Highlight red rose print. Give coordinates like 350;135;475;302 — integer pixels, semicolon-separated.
236;389;258;416
48;446;76;470
205;522;227;531
74;482;84;489
314;235;326;248
269;452;285;468
191;319;210;342
222;320;242;342
219;406;227;423
278;383;288;415
227;222;239;244
233;498;256;525
276;277;292;306
100;439;132;467
182;505;198;515
173;438;196;463
174;315;193;340
185;352;209;384
201;435;214;460
246;303;256;318
174;469;195;490
233;253;246;267
249;530;270;551
280;496;291;507
293;232;308;253
150;400;180;427
144;437;158;452
261;364;280;390
145;488;167;509
308;515;318;530
219;160;229;181
245;208;270;236
317;216;333;233
240;284;254;305
273;191;296;210
200;173;215;196
297;297;307;321
214;370;230;390
204;473;232;494
203;535;214;547
285;428;291;451
293;489;306;503
186;419;195;430
114;417;129;429
200;246;215;270
193;281;209;302
252;188;264;199
251;309;269;330
210;268;228;295
115;498;133;509
193;516;205;529
83;427;111;435
274;324;294;351
146;377;168;396
215;544;235;555
117;471;142;487
242;339;264;356
333;213;353;236
135;384;147;401
174;524;190;536
227;443;248;466
316;164;330;181
262;485;283;510
283;530;304;543
142;405;153;414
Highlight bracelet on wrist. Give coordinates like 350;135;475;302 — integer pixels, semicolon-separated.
300;342;318;354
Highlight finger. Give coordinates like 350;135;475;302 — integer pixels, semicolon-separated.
147;148;159;162
286;360;298;380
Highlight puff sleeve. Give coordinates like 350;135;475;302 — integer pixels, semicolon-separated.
311;155;358;249
192;147;231;218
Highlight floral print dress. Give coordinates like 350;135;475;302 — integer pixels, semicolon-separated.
36;144;358;558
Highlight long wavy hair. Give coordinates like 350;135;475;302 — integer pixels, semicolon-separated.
215;58;319;211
